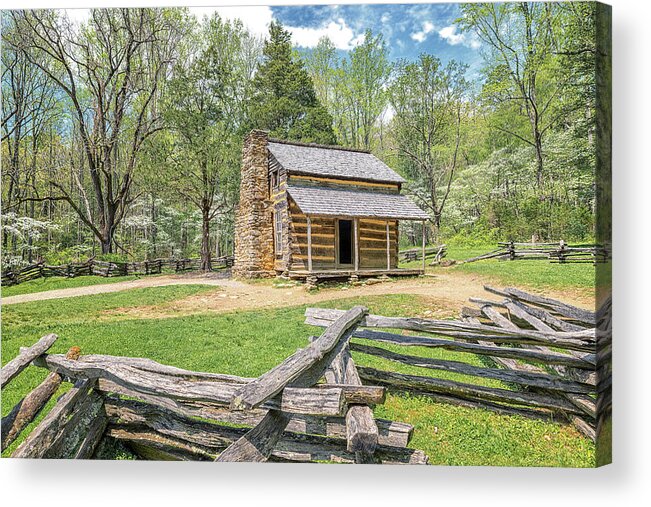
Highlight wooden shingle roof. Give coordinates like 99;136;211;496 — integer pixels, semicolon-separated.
268;139;406;184
286;185;429;220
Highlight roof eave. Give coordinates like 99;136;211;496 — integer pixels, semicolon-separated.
304;213;428;220
287;168;405;186
288;196;428;221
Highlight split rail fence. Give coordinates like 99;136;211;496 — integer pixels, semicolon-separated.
1;256;234;287
463;241;609;264
2;285;608;461
306;286;610;442
399;245;447;264
1;307;426;464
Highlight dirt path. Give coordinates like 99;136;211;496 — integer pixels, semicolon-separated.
97;272;490;320
1;274;227;306
2;271;593;318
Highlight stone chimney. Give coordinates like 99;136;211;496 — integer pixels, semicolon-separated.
233;130;275;277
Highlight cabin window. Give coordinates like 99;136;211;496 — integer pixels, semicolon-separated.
274;210;283;256
270;167;279;191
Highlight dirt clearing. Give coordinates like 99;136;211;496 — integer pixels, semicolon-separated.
96;271;594;320
2;269;594;321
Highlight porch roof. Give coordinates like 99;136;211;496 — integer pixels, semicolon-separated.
286;184;429;221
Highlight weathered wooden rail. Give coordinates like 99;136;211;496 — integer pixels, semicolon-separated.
399;244;447;264
1;255;235;286
306;286;610;442
462;241;610;264
1;307;426;463
2;285;608;460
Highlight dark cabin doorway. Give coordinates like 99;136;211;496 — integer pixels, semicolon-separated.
338;219;353;266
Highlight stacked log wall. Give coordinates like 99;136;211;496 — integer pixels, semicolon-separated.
286;175;400;271
288;201;337;271
270;154;290;274
358;218;398;269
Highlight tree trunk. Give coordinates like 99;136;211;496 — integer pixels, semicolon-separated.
100;236;113;255
534;132;544;187
3;178;14;250
151;195;157;257
200;207;211;272
99;201;119;255
406;223;416;246
433;212;442;232
27;140;38;263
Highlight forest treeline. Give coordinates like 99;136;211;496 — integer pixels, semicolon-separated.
1;3;598;270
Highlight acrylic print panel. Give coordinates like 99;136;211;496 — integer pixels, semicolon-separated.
0;2;611;467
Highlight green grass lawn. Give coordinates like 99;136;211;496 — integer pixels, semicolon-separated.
400;244;596;291
1;284;595;466
1;274;147;297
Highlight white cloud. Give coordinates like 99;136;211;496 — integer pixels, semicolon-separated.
191;8;363;50
286;18;364;50
62;6;273;38
65;9;90;25
438;24;481;49
410;21;435;43
190;6;273;38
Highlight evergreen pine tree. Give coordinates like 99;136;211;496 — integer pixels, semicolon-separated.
251;22;335;144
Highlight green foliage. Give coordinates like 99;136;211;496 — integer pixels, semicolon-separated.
304;30;393;150
157;13;258;266
459;2;569;167
2;6;600;266
445;227;502;249
447;1;597;244
389;55;469;230
443;127;594;242
250;22;335;144
4;9;189;254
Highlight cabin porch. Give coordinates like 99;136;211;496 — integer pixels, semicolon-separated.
286;267;424;281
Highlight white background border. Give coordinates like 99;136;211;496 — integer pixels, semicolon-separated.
1;0;648;504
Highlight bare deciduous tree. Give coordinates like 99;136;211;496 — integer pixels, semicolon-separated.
8;8;186;253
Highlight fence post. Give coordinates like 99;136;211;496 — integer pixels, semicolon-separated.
508;241;515;261
559;240;566;263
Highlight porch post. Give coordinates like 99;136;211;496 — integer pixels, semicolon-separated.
422;220;426;273
354;218;359;272
307;215;313;272
386;221;391;270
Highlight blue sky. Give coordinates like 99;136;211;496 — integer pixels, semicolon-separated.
66;3;484;78
191;3;484;78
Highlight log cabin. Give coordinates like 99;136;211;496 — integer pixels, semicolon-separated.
233;130;429;281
